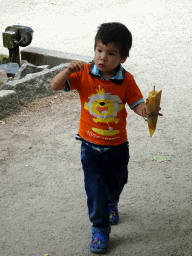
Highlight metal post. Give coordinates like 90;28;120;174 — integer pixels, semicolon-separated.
9;44;20;66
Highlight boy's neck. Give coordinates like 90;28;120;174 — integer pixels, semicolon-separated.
101;72;115;80
99;64;121;80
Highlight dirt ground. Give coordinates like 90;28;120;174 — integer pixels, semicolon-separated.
0;0;192;255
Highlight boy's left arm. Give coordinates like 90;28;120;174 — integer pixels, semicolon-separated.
133;103;147;117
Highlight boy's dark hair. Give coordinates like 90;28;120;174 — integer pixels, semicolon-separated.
95;22;132;58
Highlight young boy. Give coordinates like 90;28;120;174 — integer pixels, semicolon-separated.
51;22;148;253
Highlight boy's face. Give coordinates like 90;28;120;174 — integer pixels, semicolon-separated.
94;40;127;79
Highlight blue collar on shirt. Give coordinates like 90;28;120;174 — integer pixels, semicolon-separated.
89;63;125;84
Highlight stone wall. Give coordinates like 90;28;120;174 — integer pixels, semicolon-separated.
0;47;92;119
0;63;68;119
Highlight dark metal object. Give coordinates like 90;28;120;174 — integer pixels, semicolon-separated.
2;25;33;66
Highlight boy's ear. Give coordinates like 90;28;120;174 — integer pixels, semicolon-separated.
120;57;127;64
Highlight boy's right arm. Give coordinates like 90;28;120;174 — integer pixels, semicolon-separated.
51;60;84;91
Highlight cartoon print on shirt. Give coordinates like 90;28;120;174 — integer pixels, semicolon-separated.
84;85;124;136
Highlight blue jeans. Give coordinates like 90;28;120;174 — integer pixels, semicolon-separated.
81;141;129;233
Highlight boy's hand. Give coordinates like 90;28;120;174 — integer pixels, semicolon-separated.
133;103;163;118
51;60;84;91
142;106;163;119
66;60;84;75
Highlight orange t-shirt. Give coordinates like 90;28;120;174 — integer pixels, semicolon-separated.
68;63;143;146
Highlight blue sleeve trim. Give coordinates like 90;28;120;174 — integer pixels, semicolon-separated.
130;98;145;109
63;78;71;92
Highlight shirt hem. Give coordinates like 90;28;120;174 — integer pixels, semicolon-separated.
76;134;128;148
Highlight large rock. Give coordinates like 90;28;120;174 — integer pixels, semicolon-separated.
0;90;21;119
1;63;69;106
14;63;49;80
0;70;8;86
0;63;20;77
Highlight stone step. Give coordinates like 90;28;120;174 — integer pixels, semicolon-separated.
21;47;93;68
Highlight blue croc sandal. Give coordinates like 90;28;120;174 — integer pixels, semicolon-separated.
109;205;119;225
89;232;109;253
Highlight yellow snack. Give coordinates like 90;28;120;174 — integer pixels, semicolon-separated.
145;86;162;137
146;86;158;104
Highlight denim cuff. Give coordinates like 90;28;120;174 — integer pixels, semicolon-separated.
92;226;111;235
